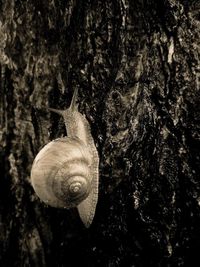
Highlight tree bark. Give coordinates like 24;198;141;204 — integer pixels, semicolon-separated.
0;0;200;266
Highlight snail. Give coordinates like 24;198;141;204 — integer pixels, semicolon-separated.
31;88;99;228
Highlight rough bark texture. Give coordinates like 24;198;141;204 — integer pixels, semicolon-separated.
0;0;200;266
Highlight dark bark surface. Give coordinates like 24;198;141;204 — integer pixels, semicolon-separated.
0;0;200;266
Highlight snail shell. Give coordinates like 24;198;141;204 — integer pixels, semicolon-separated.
31;89;99;228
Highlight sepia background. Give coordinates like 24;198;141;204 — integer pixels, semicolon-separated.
0;0;200;266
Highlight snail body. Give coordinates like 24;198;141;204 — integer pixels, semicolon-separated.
31;89;99;228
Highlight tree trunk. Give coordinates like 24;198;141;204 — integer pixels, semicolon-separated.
0;0;200;266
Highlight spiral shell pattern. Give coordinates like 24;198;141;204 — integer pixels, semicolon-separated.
31;137;92;208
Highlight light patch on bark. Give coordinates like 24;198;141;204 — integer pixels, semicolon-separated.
168;37;174;64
